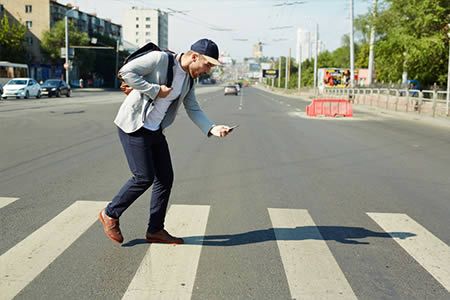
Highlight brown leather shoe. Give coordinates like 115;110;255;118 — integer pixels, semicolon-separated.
98;209;124;244
145;229;184;244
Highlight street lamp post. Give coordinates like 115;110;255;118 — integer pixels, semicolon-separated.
64;14;69;84
350;0;355;88
446;24;450;116
64;7;77;85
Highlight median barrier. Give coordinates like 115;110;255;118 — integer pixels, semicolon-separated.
306;98;353;117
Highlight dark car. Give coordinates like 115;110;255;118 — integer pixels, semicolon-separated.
40;79;71;97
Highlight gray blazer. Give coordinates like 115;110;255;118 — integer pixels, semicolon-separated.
114;51;214;135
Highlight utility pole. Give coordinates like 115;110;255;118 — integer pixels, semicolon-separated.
285;48;290;89
367;0;377;86
350;0;355;87
313;23;319;94
298;47;302;92
446;24;450;116
278;57;282;88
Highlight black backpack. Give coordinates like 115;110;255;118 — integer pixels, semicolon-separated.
120;42;193;90
121;42;194;122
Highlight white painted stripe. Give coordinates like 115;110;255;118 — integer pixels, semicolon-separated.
0;200;107;300
268;208;357;299
0;197;19;209
368;213;450;292
122;205;210;300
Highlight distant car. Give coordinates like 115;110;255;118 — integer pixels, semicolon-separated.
200;78;216;85
0;83;3;96
1;78;41;99
40;79;71;97
224;85;238;96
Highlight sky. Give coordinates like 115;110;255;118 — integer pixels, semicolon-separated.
59;0;372;61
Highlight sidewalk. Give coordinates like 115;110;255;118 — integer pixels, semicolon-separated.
255;84;450;129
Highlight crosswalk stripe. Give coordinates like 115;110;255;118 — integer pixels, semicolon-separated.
367;212;450;292
0;197;19;209
122;204;210;300
268;208;357;299
0;200;107;300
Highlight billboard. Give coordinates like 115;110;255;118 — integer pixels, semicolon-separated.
262;69;279;78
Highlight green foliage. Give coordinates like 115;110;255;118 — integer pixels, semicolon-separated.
275;0;449;89
374;0;450;86
0;15;27;62
41;20;90;63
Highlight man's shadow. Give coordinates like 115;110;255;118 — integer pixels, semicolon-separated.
122;226;415;247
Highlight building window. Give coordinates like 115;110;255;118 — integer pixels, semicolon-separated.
146;24;150;28
146;17;150;21
145;32;150;36
136;31;139;35
136;39;139;43
25;5;32;13
136;17;139;21
26;21;32;29
26;37;33;45
136;24;139;28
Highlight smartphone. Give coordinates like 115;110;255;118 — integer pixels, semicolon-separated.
228;125;239;132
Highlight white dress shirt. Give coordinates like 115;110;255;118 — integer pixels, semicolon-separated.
143;58;187;131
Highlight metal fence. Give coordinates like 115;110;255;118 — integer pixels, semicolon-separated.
322;88;449;118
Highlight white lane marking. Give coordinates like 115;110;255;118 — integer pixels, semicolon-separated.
0;197;19;209
0;200;107;300
122;205;210;300
367;213;450;292
239;90;244;110
268;208;357;299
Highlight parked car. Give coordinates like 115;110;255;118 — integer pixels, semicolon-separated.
224;85;239;96
1;78;41;99
40;79;71;97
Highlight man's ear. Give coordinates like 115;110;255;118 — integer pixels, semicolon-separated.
191;52;199;62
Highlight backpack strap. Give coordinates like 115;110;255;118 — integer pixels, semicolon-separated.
141;51;175;123
165;52;175;88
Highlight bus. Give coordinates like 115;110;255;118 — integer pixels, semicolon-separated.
0;61;29;85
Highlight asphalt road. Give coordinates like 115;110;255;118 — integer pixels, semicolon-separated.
0;86;449;299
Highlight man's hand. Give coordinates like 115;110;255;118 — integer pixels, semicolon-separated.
210;125;233;137
157;85;173;98
120;82;133;95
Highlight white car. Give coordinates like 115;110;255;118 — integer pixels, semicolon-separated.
1;78;41;99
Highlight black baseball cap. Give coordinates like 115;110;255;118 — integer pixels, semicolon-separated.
190;39;221;65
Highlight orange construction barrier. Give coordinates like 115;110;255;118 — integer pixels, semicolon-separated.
306;98;353;117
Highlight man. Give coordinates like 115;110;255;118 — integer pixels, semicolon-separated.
99;39;232;245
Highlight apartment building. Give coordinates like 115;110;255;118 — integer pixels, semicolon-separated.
122;7;168;49
1;0;121;80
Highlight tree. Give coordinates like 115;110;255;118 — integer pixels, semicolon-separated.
0;15;27;62
41;19;93;74
374;0;450;87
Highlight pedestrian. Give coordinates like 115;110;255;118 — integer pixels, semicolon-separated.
99;38;233;245
79;78;84;88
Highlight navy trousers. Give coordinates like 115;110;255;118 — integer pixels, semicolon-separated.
106;127;174;234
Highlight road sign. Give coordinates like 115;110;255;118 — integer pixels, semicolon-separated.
262;69;279;78
60;48;75;59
